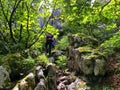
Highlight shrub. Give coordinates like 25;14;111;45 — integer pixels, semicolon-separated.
55;36;69;51
55;55;67;69
36;54;49;64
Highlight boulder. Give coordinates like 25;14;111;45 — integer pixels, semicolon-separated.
66;46;106;76
36;66;44;80
35;66;47;90
0;66;11;89
34;78;47;90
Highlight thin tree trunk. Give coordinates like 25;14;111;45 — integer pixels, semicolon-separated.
25;3;30;48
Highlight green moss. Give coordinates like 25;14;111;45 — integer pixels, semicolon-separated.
78;46;106;60
74;33;98;42
78;46;92;53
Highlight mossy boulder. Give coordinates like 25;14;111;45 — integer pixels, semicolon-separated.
0;66;11;89
67;46;106;76
1;53;35;81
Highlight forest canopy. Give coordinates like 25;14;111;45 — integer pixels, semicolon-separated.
0;0;120;54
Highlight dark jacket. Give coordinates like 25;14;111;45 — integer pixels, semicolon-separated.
46;33;53;42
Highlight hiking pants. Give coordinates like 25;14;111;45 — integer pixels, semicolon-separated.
45;41;52;55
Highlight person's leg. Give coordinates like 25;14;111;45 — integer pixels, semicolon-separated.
45;42;48;54
48;42;52;56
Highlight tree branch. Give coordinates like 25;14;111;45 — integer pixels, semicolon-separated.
99;0;111;15
25;2;30;48
28;0;57;48
8;0;22;43
0;0;9;22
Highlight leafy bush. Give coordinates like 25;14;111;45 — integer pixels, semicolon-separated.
100;32;120;55
0;55;5;65
36;54;49;64
55;55;67;69
1;53;35;81
55;36;69;50
21;56;35;71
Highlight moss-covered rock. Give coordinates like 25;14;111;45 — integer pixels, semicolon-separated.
81;58;94;75
67;46;107;76
0;66;11;89
1;53;35;81
68;33;98;48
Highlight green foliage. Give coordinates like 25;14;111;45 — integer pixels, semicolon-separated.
55;36;69;50
0;0;60;54
21;56;35;71
0;55;5;65
55;55;67;69
0;53;35;80
100;31;120;55
36;54;49;64
91;85;114;90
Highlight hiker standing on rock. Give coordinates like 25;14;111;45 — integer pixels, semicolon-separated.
45;32;54;56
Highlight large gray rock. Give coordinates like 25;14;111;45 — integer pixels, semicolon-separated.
0;66;11;89
66;46;106;76
35;66;47;90
36;66;44;80
34;78;47;90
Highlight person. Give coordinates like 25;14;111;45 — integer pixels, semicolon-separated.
45;32;54;56
51;38;58;48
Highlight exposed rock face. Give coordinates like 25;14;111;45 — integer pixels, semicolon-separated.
36;66;44;80
67;34;106;76
0;66;11;89
67;46;106;76
34;66;47;90
13;73;35;90
67;47;81;72
34;78;47;90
